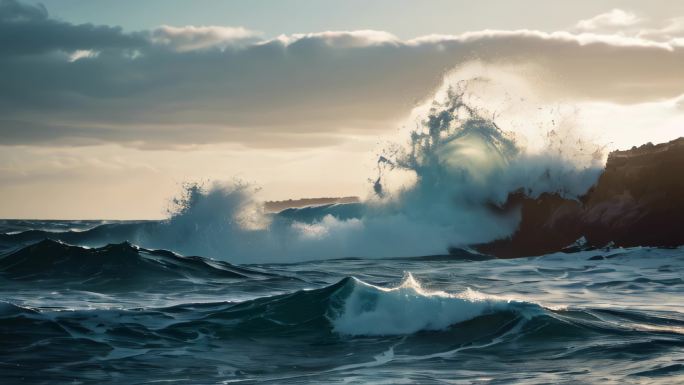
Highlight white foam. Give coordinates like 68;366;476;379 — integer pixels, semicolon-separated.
331;273;530;336
133;73;604;263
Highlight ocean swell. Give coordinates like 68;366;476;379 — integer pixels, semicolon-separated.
0;239;273;289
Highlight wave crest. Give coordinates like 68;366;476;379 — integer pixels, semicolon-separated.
330;273;538;336
0;239;268;286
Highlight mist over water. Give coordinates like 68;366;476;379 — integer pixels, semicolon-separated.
130;75;603;263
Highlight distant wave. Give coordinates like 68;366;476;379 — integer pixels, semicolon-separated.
0;239;276;289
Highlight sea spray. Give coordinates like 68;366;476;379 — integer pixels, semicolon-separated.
7;75;605;263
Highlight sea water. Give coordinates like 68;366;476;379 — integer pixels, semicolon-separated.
0;221;682;384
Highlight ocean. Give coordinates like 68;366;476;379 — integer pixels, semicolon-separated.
1;219;682;384
1;80;682;385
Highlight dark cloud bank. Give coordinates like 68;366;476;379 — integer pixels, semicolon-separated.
1;0;683;149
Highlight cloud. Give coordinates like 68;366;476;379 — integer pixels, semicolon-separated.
0;0;46;21
574;9;684;44
280;30;400;48
149;25;260;52
638;17;684;42
68;49;99;62
1;0;684;150
675;94;684;111
0;0;147;55
575;9;642;32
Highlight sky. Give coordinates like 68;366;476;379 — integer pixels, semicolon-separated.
1;0;684;219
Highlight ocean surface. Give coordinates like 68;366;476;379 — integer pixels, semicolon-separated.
1;219;682;385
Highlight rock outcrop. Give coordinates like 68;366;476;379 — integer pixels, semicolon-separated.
476;137;684;258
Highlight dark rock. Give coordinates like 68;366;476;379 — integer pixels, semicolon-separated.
476;137;684;258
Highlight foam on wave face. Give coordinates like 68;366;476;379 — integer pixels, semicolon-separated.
125;274;539;338
331;273;536;336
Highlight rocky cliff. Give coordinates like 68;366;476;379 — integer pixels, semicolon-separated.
475;137;684;258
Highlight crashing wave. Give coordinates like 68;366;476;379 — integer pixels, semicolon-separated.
1;76;604;263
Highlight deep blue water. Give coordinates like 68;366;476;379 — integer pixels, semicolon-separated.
0;220;682;384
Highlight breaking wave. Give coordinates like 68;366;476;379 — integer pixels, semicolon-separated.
1;76;604;263
0;273;540;340
4;272;679;343
330;273;539;335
